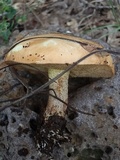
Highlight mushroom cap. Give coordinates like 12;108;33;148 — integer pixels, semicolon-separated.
5;33;114;78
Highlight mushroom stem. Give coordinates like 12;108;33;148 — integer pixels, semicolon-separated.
44;68;70;120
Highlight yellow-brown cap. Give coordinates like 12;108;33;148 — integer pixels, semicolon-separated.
5;33;115;78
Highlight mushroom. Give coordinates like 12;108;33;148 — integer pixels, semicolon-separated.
5;33;115;121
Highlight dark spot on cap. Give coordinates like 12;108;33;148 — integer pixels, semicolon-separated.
18;148;29;156
29;54;32;56
23;45;27;48
104;60;108;64
22;57;24;59
35;53;37;55
23;43;29;48
37;55;40;57
41;55;45;58
61;54;62;56
66;63;69;66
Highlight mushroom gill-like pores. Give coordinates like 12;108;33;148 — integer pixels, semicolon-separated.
5;33;114;121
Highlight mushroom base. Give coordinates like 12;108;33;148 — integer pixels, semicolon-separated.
35;115;70;155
